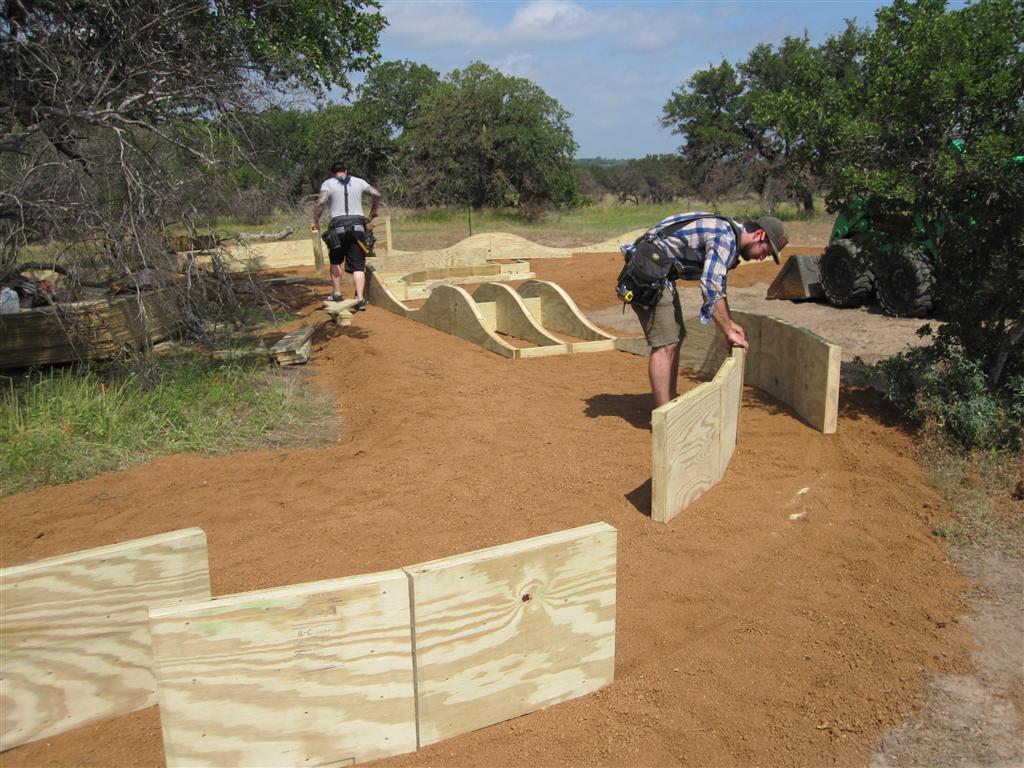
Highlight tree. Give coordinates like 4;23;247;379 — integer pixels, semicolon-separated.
827;0;1023;412
0;0;385;277
399;61;578;209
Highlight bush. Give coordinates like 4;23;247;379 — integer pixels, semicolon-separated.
874;330;1023;452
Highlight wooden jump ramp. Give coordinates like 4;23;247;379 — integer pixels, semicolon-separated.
1;523;617;766
366;270;616;358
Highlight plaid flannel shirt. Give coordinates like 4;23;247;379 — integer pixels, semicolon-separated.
620;212;740;324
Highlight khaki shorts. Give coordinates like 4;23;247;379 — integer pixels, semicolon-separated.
632;282;686;348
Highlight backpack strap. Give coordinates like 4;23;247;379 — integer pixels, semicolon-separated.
335;176;351;214
653;213;743;243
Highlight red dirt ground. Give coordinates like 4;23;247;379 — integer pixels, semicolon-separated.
0;252;972;767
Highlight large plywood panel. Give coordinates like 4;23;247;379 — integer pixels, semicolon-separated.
149;571;417;767
652;382;722;523
0;529;211;750
750;316;840;433
406;523;617;746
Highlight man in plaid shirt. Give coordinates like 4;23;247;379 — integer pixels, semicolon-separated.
621;213;788;407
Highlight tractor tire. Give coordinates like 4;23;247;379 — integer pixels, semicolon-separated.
876;245;935;317
820;239;874;308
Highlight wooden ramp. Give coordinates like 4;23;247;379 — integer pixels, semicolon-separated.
0;529;211;750
366;271;615;358
616;311;839;434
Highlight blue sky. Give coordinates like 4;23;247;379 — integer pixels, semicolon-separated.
369;0;895;159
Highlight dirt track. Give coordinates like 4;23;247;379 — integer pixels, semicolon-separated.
0;251;983;766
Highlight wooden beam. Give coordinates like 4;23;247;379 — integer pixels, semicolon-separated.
269;324;317;366
149;571;417;767
405;522;617;747
0;529;210;751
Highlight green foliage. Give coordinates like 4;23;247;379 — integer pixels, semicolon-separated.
0;355;332;496
399;61;578;209
873;331;1023;451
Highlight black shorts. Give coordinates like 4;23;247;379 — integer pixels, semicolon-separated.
328;232;367;273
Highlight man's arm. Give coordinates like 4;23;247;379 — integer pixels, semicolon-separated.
310;188;329;231
365;184;382;223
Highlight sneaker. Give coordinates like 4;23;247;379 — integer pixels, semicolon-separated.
327;292;343;302
354;298;368;311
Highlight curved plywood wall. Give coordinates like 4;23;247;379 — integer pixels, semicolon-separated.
617;311;839;434
622;313;839;524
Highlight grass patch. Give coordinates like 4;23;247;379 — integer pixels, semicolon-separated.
0;354;336;496
922;437;1024;559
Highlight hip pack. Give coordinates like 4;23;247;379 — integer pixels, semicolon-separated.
615;237;676;310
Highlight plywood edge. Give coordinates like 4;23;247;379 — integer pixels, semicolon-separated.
405;522;616;575
570;339;618;354
366;267;411;317
0;528;207;577
149;569;408;619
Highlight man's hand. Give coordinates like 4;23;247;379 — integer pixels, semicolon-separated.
725;323;749;350
310;222;319;232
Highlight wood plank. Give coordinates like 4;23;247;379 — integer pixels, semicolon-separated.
715;350;746;476
471;284;564;348
270;325;316;365
516;280;615;342
405;523;617;747
365;268;410;317
651;381;722;523
0;529;211;750
742;313;839;433
150;571;417;767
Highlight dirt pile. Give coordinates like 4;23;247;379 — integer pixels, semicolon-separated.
0;255;972;767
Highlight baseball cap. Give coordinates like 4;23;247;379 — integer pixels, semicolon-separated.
756;216;788;264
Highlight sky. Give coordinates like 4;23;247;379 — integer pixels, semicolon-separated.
369;0;896;159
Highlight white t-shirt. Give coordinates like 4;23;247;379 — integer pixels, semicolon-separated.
318;175;380;218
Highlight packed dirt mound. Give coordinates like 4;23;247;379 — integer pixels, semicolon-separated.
0;255;971;767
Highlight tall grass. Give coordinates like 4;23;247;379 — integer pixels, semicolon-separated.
0;355;334;496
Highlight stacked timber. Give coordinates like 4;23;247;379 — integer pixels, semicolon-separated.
268;324;317;365
0;290;179;370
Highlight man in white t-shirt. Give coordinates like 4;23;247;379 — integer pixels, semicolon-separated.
310;161;382;309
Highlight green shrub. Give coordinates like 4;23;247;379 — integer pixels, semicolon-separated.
874;332;1023;452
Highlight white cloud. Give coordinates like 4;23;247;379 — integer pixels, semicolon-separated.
380;0;498;48
508;1;598;43
494;53;539;79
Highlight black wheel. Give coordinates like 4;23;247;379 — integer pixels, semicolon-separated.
820;239;874;307
876;245;935;317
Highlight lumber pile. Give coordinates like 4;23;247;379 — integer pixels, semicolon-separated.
268;324;316;365
0;289;180;370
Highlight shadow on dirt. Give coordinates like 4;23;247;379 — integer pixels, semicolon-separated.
584;393;651;430
625;477;652;517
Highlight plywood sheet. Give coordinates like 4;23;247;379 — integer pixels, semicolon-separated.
406;523;617;746
652;382;722;523
749;315;839;433
0;529;211;750
415;285;517;359
516;281;615;343
472;283;563;348
149;571;417;767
